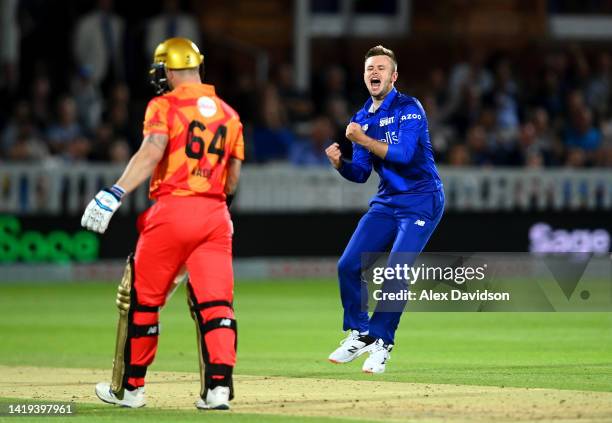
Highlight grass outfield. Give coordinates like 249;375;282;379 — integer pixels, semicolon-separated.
0;280;611;422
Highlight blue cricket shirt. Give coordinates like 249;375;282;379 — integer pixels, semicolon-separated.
337;87;443;206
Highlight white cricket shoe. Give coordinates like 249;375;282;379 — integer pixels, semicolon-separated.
328;330;374;364
362;339;393;374
195;386;231;410
95;382;146;408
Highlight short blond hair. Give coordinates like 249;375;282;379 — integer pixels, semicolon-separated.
365;45;397;71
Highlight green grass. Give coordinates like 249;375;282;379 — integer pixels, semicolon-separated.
0;280;611;422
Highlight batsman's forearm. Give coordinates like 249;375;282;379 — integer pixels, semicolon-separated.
115;151;159;194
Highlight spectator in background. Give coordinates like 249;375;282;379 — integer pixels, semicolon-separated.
73;0;125;93
145;0;200;57
314;64;348;112
586;52;612;118
325;96;352;158
290;115;334;166
64;136;92;162
530;107;562;165
46;96;83;156
565;89;586;117
536;68;564;122
1;101;48;161
100;82;140;150
276;63;314;127
422;92;453;161
447;143;471;167
88;123;114;161
447;84;482;137
230;73;257;127
465;124;491;166
2;100;31;154
565;148;587;168
71;66;104;133
29;73;52;130
525;149;544;169
564;106;602;152
492;59;520;132
0;0;19;96
108;138;131;163
428;68;449;110
448;49;493;107
517;123;539;165
252;83;294;162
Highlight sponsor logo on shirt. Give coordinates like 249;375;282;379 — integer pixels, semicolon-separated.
379;131;399;144
197;96;218;117
379;116;395;127
400;113;422;121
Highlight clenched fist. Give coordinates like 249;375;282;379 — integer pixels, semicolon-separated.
345;122;365;143
325;143;342;169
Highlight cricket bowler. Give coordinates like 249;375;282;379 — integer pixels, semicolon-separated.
325;45;445;373
81;37;244;409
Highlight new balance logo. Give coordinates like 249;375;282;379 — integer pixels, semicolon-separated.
361;124;369;132
347;346;360;354
219;318;232;327
147;326;158;335
415;220;425;227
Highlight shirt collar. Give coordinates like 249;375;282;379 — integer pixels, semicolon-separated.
173;82;216;96
364;87;398;114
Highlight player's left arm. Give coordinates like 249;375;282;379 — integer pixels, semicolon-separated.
346;104;423;164
345;122;388;160
225;157;242;196
225;121;245;207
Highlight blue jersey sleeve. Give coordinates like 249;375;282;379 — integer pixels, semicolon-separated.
337;143;372;183
385;103;424;165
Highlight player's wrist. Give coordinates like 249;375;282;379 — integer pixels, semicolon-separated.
105;184;126;202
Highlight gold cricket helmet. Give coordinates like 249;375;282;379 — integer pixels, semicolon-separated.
149;37;204;95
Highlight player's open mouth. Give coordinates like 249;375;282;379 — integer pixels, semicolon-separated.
370;78;381;90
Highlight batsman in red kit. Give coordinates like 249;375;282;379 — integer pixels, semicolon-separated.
81;37;244;410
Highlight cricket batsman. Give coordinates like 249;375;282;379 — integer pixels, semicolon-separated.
325;46;444;373
81;37;244;409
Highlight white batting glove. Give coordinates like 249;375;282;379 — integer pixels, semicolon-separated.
81;185;125;234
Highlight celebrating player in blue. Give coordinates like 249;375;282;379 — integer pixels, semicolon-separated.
325;45;445;373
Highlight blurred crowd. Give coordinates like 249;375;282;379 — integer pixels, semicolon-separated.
2;1;612;169
421;48;612;169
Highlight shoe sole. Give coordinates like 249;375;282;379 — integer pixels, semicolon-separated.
362;365;385;374
196;404;230;410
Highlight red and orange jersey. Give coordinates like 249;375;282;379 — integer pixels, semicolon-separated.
142;83;244;200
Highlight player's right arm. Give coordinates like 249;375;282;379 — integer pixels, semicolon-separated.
81;98;169;234
114;133;168;193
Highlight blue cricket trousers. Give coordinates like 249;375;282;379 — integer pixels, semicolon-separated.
337;190;445;344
